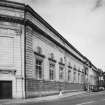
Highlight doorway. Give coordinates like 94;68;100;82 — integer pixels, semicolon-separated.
0;81;12;99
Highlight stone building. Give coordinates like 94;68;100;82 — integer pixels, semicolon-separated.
84;58;99;91
0;0;99;99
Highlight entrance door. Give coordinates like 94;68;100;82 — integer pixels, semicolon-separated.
0;81;12;99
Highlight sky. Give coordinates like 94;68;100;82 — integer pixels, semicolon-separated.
11;0;105;71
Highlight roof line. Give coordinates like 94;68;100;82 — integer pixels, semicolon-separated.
0;0;85;59
25;5;85;59
0;0;25;6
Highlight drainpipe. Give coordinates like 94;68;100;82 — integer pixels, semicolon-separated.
24;5;26;99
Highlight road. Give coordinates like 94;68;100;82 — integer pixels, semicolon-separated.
14;91;105;105
1;91;104;105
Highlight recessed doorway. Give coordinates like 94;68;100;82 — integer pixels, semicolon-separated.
0;81;12;99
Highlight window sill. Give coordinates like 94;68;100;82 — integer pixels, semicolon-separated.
48;58;56;63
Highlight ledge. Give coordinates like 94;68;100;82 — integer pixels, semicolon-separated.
0;69;16;74
34;52;45;58
59;62;65;66
48;58;56;63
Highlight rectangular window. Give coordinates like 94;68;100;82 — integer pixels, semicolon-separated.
59;66;64;80
74;72;76;82
49;63;55;80
78;73;80;83
36;59;43;80
81;73;84;84
68;70;71;81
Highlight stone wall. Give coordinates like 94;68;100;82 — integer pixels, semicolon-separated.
25;23;84;98
26;78;82;98
25;26;33;78
0;21;25;98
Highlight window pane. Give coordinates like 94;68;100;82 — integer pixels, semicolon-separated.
35;59;43;79
39;60;42;65
68;70;71;81
36;59;39;64
49;63;55;80
74;72;76;81
36;65;39;70
59;66;63;80
39;66;42;70
39;70;42;79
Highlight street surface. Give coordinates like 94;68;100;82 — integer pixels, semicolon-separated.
16;91;105;105
1;91;105;105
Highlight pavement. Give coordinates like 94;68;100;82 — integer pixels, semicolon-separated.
0;91;86;105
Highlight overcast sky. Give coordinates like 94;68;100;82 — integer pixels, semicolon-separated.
12;0;105;71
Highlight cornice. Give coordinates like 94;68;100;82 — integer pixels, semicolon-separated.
0;0;99;67
0;14;24;24
0;14;85;64
0;0;25;10
0;1;85;62
25;5;85;60
25;20;85;64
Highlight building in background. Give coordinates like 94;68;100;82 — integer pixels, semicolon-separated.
0;0;102;99
98;69;104;88
83;57;99;91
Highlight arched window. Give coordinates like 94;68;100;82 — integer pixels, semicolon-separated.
37;46;42;54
